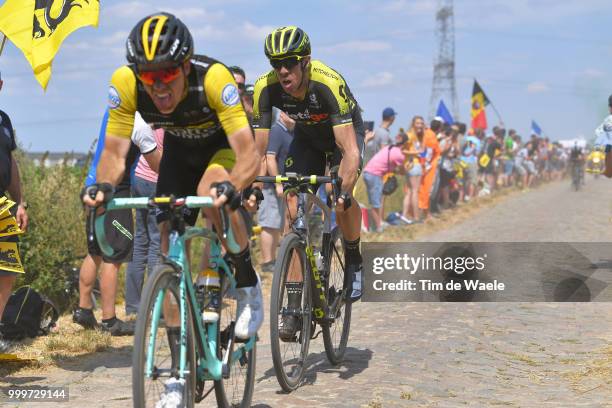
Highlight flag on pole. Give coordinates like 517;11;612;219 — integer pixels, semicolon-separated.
531;120;542;136
0;0;99;90
436;100;454;125
471;80;490;130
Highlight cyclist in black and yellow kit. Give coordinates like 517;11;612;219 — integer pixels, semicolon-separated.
84;14;263;349
253;26;365;338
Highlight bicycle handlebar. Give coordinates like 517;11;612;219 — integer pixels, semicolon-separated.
89;195;225;258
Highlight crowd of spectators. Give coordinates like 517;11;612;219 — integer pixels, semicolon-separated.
361;107;577;232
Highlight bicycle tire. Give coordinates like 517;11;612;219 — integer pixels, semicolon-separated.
322;226;352;365
269;232;312;392
132;263;196;408
214;265;256;408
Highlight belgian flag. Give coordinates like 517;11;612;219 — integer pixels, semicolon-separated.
471;80;490;130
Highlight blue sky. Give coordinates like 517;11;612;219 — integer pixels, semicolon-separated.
1;0;611;152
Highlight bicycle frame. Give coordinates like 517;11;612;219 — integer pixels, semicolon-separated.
286;187;343;323
94;196;256;383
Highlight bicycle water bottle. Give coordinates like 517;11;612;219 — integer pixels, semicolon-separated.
196;268;220;322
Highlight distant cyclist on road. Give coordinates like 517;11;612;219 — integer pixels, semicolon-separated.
252;26;365;338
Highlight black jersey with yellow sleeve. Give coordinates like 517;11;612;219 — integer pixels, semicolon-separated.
252;60;364;150
106;55;249;147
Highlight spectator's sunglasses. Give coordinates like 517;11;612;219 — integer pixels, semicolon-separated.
137;65;182;86
269;56;306;70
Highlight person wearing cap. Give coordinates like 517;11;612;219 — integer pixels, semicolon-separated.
364;107;396;164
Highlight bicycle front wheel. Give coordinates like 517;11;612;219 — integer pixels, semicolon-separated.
270;232;312;392
132;263;196;408
214;265;256;408
322;226;352;365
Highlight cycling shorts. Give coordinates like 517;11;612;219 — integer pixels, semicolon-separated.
284;128;364;186
156;136;235;226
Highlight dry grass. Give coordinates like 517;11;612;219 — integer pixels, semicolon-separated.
0;310;133;379
563;346;612;394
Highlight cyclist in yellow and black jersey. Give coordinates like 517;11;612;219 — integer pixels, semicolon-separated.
253;60;365;154
83;14;263;382
253;26;365;340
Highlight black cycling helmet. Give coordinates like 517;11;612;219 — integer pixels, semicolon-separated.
126;12;193;65
264;26;311;60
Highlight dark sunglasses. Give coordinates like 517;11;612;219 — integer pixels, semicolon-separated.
270;56;302;70
236;82;246;91
137;66;182;86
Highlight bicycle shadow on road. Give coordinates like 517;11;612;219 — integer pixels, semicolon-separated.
257;347;373;389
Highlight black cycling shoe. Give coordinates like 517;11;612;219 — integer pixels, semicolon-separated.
278;315;300;342
100;318;135;336
346;263;363;303
72;307;98;329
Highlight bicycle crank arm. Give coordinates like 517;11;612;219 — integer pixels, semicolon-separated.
221;322;236;379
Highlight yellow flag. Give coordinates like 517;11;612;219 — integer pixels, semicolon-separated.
0;216;23;237
0;242;24;273
0;0;99;90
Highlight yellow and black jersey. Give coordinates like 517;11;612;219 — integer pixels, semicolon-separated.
252;60;364;148
106;55;249;146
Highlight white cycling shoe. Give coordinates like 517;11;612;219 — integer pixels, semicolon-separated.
155;378;184;408
234;277;264;339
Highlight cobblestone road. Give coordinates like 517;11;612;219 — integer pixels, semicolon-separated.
3;178;611;407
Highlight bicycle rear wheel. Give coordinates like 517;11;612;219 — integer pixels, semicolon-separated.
132;263;196;408
322;226;352;365
214;265;256;408
270;232;312;392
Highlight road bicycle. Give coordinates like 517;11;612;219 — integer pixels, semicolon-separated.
92;195;256;407
256;171;351;392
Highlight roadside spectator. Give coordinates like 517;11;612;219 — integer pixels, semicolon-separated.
438;125;460;208
0;76;29;352
74;111;160;336
228;66;253;122
364;107;396;164
363;132;408;232
428;117;445;214
419;118;441;221
402;116;425;222
500;129;517;187
481;127;503;192
124;128;164;317
258;109;295;272
460;131;480;201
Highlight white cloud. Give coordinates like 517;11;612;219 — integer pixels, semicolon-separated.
240;21;275;43
192;21;273;44
457;0;612;29
582;68;604;78
320;40;392;54
360;71;394;88
380;0;436;15
527;82;548;94
102;3;225;23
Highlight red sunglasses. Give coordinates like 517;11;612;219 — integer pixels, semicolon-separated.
137;66;182;86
